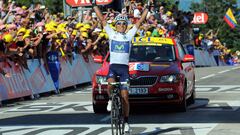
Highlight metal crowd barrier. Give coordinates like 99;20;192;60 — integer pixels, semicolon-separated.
0;54;100;105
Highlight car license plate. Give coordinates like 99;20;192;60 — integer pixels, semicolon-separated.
129;88;148;95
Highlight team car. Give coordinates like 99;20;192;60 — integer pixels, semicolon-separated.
92;37;195;113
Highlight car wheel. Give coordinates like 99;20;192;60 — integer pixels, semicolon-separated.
177;85;187;112
178;96;187;112
188;87;196;105
93;103;107;114
187;79;196;105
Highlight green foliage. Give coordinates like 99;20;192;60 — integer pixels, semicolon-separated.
143;0;176;9
15;0;63;13
15;0;32;7
190;0;240;51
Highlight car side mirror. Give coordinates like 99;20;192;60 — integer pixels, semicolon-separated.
182;54;195;62
93;55;103;63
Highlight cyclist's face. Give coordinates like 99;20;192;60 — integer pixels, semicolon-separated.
115;21;127;33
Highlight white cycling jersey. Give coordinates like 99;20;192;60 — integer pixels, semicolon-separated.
104;24;138;65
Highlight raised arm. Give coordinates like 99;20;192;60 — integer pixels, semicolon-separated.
135;1;151;29
91;0;107;26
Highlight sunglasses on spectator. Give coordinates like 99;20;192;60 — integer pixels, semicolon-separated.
17;34;23;37
116;22;127;26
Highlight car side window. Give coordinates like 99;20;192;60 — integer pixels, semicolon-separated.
177;42;186;59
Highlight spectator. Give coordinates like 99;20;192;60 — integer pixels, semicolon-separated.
212;44;221;66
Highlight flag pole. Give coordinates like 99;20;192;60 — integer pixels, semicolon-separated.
213;8;230;37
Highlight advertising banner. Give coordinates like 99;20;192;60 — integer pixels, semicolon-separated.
0;54;100;102
66;0;113;7
0;62;32;101
192;12;208;24
59;54;92;89
25;59;56;95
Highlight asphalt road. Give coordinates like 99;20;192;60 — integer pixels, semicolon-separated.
0;65;240;135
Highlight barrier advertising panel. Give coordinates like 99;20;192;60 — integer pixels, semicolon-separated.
25;60;56;94
0;62;32;101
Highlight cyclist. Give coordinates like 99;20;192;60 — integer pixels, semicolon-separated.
91;0;150;133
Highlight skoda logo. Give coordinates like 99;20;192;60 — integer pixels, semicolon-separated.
131;74;138;79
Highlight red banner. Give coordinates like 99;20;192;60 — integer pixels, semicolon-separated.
192;12;208;24
66;0;113;7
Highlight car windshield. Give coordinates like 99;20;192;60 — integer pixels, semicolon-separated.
129;44;175;62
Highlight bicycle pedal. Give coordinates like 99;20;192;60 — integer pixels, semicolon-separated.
124;129;132;135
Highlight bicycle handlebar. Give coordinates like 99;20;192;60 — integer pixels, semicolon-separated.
98;81;129;94
100;81;129;85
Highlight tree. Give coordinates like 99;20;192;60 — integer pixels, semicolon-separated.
190;0;240;51
15;0;63;13
144;0;176;9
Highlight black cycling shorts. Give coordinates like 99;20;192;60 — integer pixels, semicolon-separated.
107;64;129;90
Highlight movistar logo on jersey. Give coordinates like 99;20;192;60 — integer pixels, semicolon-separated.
115;44;124;50
111;40;130;53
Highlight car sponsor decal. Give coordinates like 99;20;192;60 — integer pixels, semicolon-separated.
132;37;174;45
150;64;170;67
129;63;150;71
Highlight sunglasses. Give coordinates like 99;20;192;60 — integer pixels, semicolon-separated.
116;22;127;26
17;34;23;37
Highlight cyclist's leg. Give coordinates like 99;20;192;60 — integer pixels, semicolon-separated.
121;89;129;122
107;64;117;98
107;65;118;111
120;72;131;133
107;78;115;97
119;65;130;123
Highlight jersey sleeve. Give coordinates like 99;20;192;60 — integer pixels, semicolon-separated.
104;24;115;39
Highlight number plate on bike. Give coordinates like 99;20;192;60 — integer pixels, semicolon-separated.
129;88;148;95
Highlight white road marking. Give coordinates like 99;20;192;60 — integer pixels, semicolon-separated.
197;67;239;81
1;99;240;114
1;86;240;114
232;66;240;70
189;100;240;111
0;124;218;135
74;91;92;94
0;102;93;114
200;74;216;80
196;85;240;93
218;70;230;74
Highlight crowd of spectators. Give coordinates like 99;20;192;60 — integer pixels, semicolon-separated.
0;0;193;77
0;0;238;77
193;29;239;66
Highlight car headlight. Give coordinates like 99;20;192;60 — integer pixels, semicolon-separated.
160;74;180;83
96;75;107;84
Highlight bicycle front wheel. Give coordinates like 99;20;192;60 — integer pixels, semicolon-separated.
111;96;122;135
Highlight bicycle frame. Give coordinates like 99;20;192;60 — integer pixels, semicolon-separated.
100;81;129;135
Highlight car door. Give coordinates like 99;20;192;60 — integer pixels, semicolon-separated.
176;42;195;94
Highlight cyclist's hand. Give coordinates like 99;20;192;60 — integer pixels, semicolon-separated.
146;0;151;10
91;0;97;6
145;0;150;6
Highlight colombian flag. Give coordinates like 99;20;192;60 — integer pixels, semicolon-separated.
224;8;238;29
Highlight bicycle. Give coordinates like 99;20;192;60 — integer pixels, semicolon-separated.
100;81;129;135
